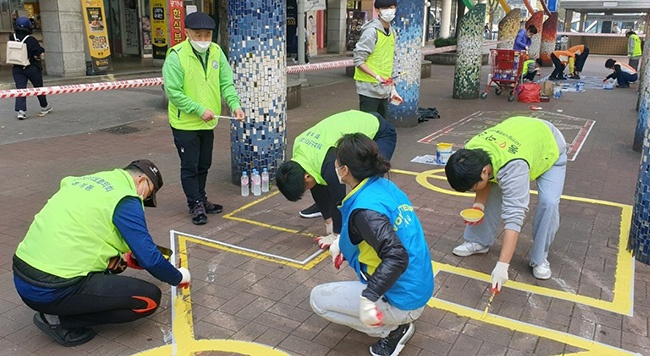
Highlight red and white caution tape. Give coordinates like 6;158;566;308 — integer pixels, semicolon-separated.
0;77;163;99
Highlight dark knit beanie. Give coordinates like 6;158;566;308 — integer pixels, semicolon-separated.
374;0;397;8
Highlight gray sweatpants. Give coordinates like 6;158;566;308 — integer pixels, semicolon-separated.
310;280;424;338
464;149;568;265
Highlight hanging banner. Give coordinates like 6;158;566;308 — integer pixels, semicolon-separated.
81;0;111;73
123;0;140;55
151;0;168;59
168;0;185;47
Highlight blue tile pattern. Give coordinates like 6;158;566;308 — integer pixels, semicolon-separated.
228;1;287;185
452;3;486;99
387;0;424;126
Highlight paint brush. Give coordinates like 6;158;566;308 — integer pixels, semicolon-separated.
481;286;499;319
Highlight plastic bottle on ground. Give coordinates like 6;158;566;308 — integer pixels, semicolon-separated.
241;171;249;197
261;168;269;192
252;169;262;196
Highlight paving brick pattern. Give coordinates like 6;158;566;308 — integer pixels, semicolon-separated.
0;55;648;355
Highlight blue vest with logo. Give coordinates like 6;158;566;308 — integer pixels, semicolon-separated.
339;177;434;310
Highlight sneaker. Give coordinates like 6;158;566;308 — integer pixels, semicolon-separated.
616;84;630;88
190;201;208;225
17;110;27;120
530;260;552;280
33;313;95;347
556;75;567;80
202;199;223;214
299;203;322;219
452;241;489;257
369;323;415;356
40;104;53;115
548;76;558;81
569;74;580;79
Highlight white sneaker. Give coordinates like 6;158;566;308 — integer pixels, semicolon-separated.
39;104;53;116
530;260;552;280
452;241;489;257
17;110;27;120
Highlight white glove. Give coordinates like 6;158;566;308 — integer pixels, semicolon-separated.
178;267;191;289
329;237;344;270
325;221;333;235
359;296;383;327
491;262;509;292
315;233;337;249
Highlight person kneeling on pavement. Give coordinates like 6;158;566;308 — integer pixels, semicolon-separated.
445;116;567;291
276;110;396;249
12;160;191;347
603;58;638;88
310;133;433;356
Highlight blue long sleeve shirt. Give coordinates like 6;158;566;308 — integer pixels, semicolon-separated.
514;29;531;51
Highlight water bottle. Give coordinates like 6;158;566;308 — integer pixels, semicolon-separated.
261;168;269;192
252;169;262;196
241;171;249;197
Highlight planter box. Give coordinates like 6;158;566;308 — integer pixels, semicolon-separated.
425;52;489;65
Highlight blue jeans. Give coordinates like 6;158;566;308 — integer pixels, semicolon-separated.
13;65;48;111
616;72;638;86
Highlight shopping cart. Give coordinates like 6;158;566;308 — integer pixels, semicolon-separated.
481;49;525;102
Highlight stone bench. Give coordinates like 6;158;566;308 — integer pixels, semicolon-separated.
345;60;432;79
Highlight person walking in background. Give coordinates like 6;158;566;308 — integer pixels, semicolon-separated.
603;58;638;88
567;44;589;79
513;25;537;52
445;116;567;289
10;16;51;120
12;160;190;347
163;12;245;225
625;30;643;70
310;133;433;356
275;110;397;248
353;0;397;120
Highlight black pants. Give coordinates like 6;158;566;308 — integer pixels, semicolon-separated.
172;127;214;207
20;272;161;329
359;94;388;121
550;54;565;78
373;113;397;161
523;70;537;81
13;65;48;111
574;48;589;73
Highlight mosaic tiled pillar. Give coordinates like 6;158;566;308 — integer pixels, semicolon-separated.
629;124;650;264
497;9;520;50
228;1;286;185
452;3;486;99
526;11;543;61
633;41;650;152
540;12;558;66
386;0;424;127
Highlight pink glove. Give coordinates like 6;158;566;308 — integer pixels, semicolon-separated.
123;252;143;270
359;296;383;327
314;233;337;249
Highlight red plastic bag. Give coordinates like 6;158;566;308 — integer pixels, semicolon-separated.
517;82;541;103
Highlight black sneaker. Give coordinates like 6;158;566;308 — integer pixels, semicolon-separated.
369;323;415;356
190;201;208;225
202;199;223;214
616;84;630;88
33;313;95;347
299;203;322;218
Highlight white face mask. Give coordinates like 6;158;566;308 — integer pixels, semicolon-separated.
190;39;211;53
335;166;346;185
379;8;396;22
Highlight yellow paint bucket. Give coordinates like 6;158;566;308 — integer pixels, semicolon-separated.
460;208;484;223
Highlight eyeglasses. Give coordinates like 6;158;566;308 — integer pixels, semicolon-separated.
335;165;345;171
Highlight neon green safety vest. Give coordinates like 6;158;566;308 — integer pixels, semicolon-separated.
354;28;395;83
15;169;139;278
168;40;223;130
629;34;642;58
292;110;380;185
522;59;535;75
466;117;559;181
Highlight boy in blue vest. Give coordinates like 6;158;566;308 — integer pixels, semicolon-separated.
445;117;567;291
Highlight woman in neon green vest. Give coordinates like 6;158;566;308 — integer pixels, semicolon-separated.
445;117;567;291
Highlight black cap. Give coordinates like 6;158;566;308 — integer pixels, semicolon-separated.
374;0;397;8
127;159;163;207
185;12;215;30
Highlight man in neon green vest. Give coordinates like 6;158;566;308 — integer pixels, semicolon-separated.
163;12;245;226
625;30;643;70
353;0;397;120
12;160;191;347
445;117;567;291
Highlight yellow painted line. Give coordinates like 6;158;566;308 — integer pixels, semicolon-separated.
427;297;638;356
409;168;634;315
178;234;327;270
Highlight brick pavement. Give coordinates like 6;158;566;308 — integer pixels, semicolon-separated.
0;55;648;355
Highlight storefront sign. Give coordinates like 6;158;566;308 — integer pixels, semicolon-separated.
81;0;111;73
151;0;168;59
168;0;185;47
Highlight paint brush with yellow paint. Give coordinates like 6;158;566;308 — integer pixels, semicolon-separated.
482;286;499;319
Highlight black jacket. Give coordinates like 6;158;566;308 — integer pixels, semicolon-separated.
9;28;44;68
348;208;409;302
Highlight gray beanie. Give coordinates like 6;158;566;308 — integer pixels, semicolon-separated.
374;0;397;8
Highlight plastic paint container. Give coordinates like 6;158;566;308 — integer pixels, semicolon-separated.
436;143;453;164
460;208;484;223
